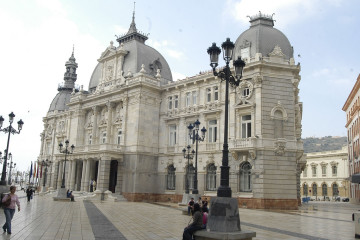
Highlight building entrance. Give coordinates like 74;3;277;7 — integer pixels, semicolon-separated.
109;160;118;193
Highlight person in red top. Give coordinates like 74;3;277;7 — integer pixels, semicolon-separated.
2;186;20;234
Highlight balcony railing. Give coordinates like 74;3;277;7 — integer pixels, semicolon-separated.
230;138;256;149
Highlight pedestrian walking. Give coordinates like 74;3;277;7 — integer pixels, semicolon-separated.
26;188;32;202
2;186;20;234
90;179;93;192
182;203;203;240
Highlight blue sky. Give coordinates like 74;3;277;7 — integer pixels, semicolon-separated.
0;0;359;171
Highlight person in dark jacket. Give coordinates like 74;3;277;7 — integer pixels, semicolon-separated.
26;188;32;202
183;203;203;240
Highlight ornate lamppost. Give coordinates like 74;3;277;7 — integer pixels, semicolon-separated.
42;159;52;190
58;140;74;188
207;38;245;197
7;153;15;185
182;145;195;194
188;119;206;194
0;112;24;186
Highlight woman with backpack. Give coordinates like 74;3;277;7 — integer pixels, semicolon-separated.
2;186;20;234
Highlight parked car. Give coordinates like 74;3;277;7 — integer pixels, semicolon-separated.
342;197;350;202
335;196;341;202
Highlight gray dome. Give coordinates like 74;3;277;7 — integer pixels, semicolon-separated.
234;14;293;60
88;40;173;91
48;90;71;112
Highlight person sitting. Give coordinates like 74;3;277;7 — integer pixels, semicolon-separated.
66;190;75;202
183;203;203;240
202;207;208;229
187;198;194;216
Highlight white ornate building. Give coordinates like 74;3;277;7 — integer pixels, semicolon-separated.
38;12;305;209
343;74;360;203
300;146;349;200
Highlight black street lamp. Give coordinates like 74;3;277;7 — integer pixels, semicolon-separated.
188;119;207;194
182;145;195;194
0;112;24;185
42;159;52;189
7;153;16;185
58;140;74;188
207;38;245;197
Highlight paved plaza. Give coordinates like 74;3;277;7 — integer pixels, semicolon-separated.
0;191;357;240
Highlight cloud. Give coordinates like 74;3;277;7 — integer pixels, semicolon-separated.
147;39;185;60
0;1;103;172
172;72;187;81
114;25;128;35
226;0;344;28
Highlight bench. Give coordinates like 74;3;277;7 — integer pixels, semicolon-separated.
194;229;256;240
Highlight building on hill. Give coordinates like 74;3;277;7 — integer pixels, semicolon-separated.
300;147;349;200
37;11;305;209
343;74;360;203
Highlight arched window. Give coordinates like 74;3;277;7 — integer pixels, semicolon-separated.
166;165;176;190
206;164;217;191
239;162;252;192
332;183;339;196
312;183;317;196
322;183;327;196
186;164;195;190
303;184;308;196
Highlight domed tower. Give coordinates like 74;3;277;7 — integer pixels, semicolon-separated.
228;12;305;209
234;13;293;61
48;49;78;112
88;10;173;93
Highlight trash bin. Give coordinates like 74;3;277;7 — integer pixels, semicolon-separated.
353;212;360;238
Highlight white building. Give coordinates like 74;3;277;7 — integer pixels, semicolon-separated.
343;74;360;203
38;12;305;209
300;146;349;200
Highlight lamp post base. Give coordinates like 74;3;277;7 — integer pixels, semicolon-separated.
207;197;241;232
0;180;7;186
0;185;9;195
53;187;68;201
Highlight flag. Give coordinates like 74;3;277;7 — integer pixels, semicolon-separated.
29;162;33;183
33;162;36;178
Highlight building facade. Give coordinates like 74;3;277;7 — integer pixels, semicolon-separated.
300;147;349;200
37;12;305;209
343;74;360;203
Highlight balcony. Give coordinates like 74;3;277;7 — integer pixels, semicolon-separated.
230;138;256;150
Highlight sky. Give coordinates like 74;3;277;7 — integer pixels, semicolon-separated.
0;0;359;172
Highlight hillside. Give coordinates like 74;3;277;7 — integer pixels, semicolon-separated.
302;136;347;153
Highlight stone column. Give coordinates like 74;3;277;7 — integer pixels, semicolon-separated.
51;163;58;189
97;156;111;192
66;160;72;189
106;102;113;143
57;161;63;189
70;160;77;190
84;160;91;192
92;107;98;144
81;160;87;191
115;161;122;194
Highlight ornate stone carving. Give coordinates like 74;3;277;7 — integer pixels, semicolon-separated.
274;139;286;155
249;150;256;160
269;45;285;57
270;101;288;121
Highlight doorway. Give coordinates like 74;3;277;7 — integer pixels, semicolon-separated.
109;160;118;193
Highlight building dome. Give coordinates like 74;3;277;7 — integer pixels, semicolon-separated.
88;12;172;91
48;90;72;112
234;13;293;60
48;50;78;112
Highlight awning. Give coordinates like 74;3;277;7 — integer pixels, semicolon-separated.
351;174;360;183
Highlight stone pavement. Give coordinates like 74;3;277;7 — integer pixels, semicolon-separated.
0;191;357;240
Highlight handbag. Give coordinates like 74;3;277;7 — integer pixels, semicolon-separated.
2;195;11;208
